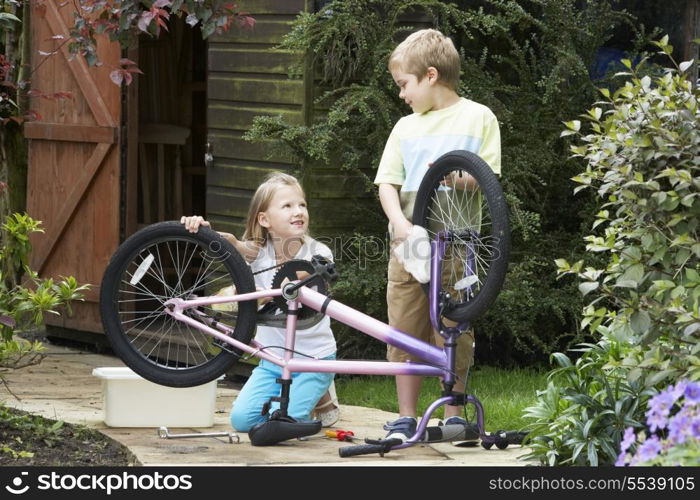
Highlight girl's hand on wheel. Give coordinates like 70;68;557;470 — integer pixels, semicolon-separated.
181;215;210;233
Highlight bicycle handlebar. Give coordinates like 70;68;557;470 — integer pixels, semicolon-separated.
338;438;402;458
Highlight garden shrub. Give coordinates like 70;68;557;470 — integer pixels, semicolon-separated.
0;186;88;389
245;0;644;363
522;341;653;466
523;37;700;465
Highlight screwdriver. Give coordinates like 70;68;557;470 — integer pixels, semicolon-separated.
325;429;355;442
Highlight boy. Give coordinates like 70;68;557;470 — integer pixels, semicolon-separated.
374;28;501;442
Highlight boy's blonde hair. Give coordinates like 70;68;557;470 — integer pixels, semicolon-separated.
388;29;461;91
242;172;305;244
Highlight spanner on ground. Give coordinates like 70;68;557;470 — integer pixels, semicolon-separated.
158;426;240;443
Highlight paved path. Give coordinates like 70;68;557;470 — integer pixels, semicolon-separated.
2;341;531;466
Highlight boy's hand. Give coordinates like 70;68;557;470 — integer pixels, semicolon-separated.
428;161;477;191
392;218;413;242
181;215;210;233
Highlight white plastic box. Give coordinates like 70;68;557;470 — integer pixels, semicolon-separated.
92;367;218;428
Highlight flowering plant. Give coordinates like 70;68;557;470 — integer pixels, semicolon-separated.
617;380;700;466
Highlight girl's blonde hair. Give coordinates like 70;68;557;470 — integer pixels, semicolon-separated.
242;172;305;244
388;29;461;91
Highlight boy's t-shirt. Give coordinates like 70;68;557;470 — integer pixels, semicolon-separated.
374;97;501;222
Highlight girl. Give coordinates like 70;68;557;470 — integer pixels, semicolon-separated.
181;172;339;431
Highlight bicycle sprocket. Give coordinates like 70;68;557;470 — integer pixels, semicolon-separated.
270;260;328;318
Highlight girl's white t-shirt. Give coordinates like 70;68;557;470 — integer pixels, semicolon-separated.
250;236;336;359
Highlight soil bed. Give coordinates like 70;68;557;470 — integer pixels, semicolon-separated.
0;406;137;466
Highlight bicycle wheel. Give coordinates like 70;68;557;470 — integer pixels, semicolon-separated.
412;150;510;322
100;221;257;387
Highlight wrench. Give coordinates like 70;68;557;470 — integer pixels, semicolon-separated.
158;426;240;443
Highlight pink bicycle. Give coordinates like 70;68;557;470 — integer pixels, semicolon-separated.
99;151;513;456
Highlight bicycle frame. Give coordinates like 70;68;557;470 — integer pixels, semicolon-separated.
162;233;486;448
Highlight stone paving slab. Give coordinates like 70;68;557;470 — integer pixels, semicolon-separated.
2;341;530;467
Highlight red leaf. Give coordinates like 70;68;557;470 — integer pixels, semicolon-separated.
138;12;155;32
0;315;16;328
109;70;123;86
119;58;138;67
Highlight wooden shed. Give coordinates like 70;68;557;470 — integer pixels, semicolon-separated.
24;0;700;342
24;0;345;341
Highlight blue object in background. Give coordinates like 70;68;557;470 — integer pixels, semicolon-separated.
591;47;640;80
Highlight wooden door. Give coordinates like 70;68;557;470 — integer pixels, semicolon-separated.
24;1;121;333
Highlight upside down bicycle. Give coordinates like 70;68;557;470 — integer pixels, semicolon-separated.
98;150;516;457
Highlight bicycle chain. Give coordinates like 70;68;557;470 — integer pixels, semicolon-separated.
251;260;293;276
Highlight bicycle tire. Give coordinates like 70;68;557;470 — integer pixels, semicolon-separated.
99;221;257;387
412;150;510;322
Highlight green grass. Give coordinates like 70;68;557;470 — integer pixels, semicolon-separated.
335;366;548;432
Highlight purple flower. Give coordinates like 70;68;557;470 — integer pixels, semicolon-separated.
646;389;677;431
667;410;692;445
684;382;700;405
615;451;629;467
620;426;636;453
632;435;662;464
646;411;667;432
621;379;700;466
672;380;688;400
691;418;700;440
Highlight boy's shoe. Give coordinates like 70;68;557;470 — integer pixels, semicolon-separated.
441;416;480;446
383;416;418;442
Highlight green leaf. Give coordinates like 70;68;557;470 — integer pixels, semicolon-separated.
679;60;694;73
614;280;638;288
554;259;570;271
588;107;602;121
551;352;573;368
564;120;581;132
0;13;21;23
619;264;644;286
579;282;599;296
683;323;700;336
630;310;651;334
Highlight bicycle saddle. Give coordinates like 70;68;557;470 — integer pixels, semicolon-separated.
248;412;322;446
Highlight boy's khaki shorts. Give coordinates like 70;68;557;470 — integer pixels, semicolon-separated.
386;251;474;379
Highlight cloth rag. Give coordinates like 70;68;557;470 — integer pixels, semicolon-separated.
393;225;431;283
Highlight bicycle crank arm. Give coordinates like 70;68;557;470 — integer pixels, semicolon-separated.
158;426;240;443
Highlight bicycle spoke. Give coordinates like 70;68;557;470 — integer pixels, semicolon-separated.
421;166;500;310
111;235;240;370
